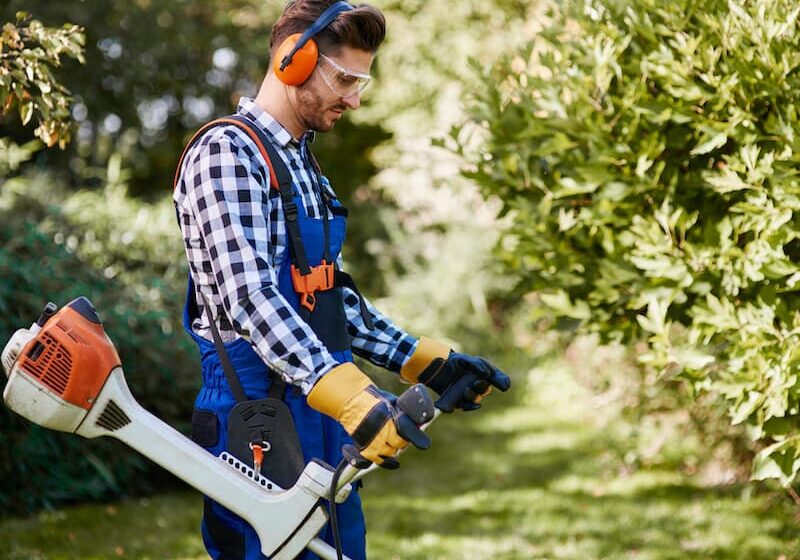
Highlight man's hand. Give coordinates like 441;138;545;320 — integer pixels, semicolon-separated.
307;363;425;467
401;337;511;413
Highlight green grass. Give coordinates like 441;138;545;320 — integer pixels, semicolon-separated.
3;356;799;559
1;493;205;560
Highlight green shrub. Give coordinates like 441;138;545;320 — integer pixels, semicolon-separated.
458;0;800;485
0;173;199;514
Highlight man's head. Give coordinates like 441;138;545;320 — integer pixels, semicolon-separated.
269;1;385;61
267;0;385;133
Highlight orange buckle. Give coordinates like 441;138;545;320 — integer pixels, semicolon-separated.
291;261;335;312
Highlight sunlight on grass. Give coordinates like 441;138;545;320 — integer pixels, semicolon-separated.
363;356;800;560
2;493;206;560
2;354;798;559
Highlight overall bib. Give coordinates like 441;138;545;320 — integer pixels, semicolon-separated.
180;118;367;560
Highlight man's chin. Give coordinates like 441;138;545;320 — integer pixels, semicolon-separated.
316;118;338;132
314;122;335;132
306;111;342;133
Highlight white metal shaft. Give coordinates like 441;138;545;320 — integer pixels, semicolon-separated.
308;537;353;560
77;368;330;559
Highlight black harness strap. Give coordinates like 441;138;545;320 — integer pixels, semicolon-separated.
319;184;333;264
227;114;313;276
200;293;249;403
303;144;333;263
335;270;375;330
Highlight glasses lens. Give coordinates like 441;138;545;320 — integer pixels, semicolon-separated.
318;55;371;97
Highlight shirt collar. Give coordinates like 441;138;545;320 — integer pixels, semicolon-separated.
236;97;294;148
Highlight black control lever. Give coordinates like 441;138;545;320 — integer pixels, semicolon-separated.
36;302;58;328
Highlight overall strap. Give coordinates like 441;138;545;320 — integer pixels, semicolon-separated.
300;139;333;264
176;116;293;400
225;114;313;276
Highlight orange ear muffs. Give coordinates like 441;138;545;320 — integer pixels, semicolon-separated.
273;33;319;86
272;2;354;86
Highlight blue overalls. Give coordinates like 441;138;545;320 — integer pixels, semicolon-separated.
180;118;367;560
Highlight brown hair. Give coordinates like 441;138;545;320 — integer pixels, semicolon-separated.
269;1;386;58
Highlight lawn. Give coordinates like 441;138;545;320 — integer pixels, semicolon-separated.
2;354;798;559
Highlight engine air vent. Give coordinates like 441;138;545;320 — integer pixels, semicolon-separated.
56;322;86;344
21;333;72;396
95;400;131;431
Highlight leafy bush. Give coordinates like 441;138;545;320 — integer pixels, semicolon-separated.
0;173;199;514
0;8;203;513
458;0;800;485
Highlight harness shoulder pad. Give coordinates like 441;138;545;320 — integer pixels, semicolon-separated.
172;116;281;192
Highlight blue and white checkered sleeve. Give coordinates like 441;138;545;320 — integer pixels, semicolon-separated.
181;132;340;393
337;256;419;373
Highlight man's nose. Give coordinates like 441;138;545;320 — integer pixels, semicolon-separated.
342;91;361;109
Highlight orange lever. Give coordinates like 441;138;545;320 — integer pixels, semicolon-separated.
291;261;335;313
250;442;265;478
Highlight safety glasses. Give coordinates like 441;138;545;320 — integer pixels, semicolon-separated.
316;53;372;98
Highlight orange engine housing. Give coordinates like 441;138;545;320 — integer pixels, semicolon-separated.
17;302;121;410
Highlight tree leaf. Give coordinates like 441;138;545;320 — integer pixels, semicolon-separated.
690;131;728;155
19;99;33;125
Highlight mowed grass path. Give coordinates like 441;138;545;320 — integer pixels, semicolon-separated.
3;356;798;559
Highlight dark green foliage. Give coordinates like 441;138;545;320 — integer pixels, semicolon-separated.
0;179;198;515
458;0;800;484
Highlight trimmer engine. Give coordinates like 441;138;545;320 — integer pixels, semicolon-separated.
2;298;349;560
3;298;121;432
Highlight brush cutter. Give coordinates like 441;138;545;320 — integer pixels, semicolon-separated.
1;297;438;560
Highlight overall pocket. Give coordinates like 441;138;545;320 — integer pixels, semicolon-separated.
191;408;219;449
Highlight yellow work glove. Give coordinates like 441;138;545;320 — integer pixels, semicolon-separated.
308;363;409;467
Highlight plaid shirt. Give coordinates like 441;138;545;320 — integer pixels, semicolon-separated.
174;97;418;394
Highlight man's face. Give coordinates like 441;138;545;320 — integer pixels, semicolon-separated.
294;46;373;133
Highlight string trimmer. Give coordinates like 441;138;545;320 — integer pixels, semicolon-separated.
2;297;437;560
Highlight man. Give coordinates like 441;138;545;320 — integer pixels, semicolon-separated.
173;1;511;558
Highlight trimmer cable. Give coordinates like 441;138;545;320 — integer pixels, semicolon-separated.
329;458;349;560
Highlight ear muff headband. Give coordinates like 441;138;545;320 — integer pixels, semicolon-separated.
274;1;354;86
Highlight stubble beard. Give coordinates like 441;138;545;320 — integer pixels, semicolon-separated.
296;82;345;133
